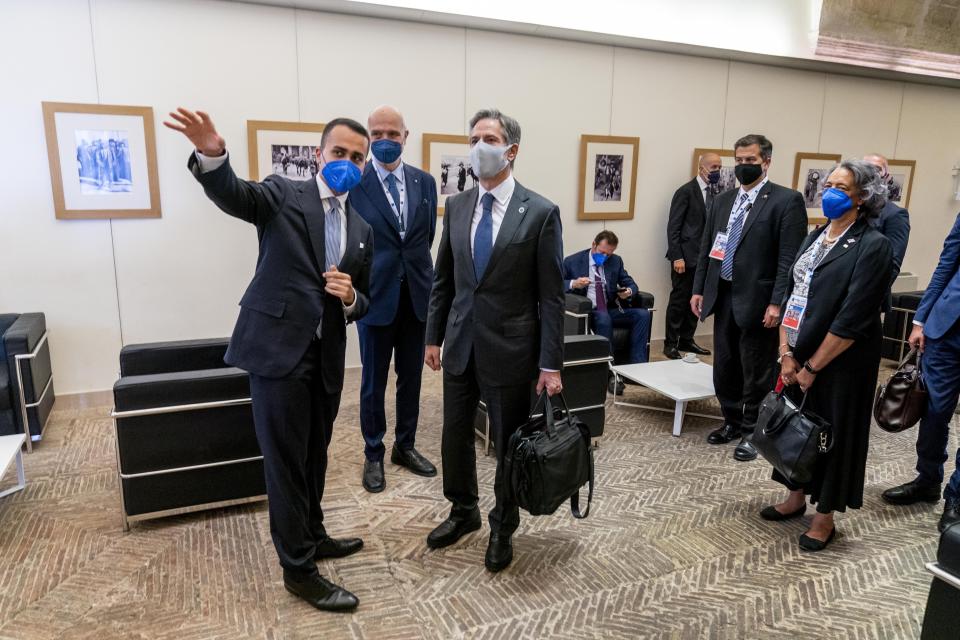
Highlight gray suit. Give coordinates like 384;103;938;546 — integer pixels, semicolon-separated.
426;180;564;534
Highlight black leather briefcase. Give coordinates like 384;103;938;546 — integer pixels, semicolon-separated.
504;392;594;518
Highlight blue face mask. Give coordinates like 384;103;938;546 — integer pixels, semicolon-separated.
707;170;721;184
821;187;853;220
321;159;362;194
371;139;403;165
592;252;608;266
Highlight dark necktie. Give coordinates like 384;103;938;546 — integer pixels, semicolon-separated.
385;173;404;232
473;192;495;281
705;186;716;210
594;265;607;312
325;197;342;268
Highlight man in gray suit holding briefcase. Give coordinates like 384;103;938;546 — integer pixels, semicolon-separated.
423;108;565;572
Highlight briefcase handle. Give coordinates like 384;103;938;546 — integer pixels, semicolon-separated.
530;391;573;438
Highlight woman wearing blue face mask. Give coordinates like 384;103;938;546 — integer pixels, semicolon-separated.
761;159;893;551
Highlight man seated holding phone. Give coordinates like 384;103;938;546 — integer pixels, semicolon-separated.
563;231;651;378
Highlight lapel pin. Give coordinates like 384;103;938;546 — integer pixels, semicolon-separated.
519;207;525;213
359;242;364;249
848;238;856;243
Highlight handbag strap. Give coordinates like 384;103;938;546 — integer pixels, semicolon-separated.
570;441;594;519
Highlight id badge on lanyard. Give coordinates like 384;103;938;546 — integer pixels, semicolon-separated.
709;231;729;260
782;238;824;331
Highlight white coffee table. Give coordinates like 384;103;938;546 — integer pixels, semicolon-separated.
0;433;26;498
611;360;722;436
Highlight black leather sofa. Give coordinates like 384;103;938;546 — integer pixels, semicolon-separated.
112;338;265;530
883;290;924;361
921;523;960;639
1;313;55;451
563;291;655;364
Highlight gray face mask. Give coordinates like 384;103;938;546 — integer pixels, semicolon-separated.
469;141;510;179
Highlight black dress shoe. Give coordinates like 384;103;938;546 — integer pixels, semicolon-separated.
678;340;711;356
882;478;941;505
426;514;482;549
362;460;385;493
663;346;682;360
315;536;363;560
733;438;758;462
283;570;359;612
707;424;741;445
608;376;625;396
760;504;806;521
391;445;437;477
939;499;960;533
484;533;513;572
798;528;836;552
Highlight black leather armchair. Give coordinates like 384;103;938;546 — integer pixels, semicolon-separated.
1;313;55;451
563;291;655;364
111;338;265;530
922;523;960;639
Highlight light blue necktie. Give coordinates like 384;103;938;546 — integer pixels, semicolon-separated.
720;192;750;281
325;197;342;268
385;173;404;232
473;192;495;281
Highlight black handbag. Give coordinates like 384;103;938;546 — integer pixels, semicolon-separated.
504;392;594;518
752;388;833;486
874;348;928;433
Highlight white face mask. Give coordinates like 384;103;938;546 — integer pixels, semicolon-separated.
469;141;510;179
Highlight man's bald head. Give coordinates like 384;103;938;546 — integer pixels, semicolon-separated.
863;153;889;178
699;152;722;172
367;105;409;168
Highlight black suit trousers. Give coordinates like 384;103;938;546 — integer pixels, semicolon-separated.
665;267;697;347
249;339;340;575
712;281;778;431
441;354;532;536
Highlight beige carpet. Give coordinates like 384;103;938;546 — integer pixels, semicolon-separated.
0;355;952;639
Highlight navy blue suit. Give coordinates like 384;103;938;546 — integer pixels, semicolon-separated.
871;199;911;311
563;249;650;363
350;161;437;461
913;213;960;498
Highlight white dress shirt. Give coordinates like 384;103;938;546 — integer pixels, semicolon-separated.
696;174;710;204
732;176;769;226
372;158;407;239
470;174;515;256
194;150;355;313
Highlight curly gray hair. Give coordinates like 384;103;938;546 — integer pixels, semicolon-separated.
832;159;888;219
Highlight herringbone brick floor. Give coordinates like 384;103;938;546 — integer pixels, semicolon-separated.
0;358;951;639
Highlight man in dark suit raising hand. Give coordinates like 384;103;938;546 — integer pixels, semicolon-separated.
164;108;374;613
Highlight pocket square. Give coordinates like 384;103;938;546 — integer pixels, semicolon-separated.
359;242;365;249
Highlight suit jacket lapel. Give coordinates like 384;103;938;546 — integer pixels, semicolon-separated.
403;164;421;234
815;218;867;272
456;189;480;287
339;203;365;275
690;179;706;217
479;183;530;284
298;178;327;274
739;181;772;241
360;164;401;235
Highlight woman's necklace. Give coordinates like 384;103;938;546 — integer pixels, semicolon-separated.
825;219;854;242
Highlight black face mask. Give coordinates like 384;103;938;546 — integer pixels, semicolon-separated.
734;163;763;185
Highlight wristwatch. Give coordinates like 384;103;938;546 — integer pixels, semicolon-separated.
803;361;819;374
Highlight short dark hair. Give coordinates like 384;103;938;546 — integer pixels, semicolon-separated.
594;230;619;246
734;134;773;161
320;118;370;150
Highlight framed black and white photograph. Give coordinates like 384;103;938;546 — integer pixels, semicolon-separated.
578;135;639;220
792;152;842;224
886;159;916;209
690;148;737;192
247;120;326;181
42;102;161;219
423;133;470;215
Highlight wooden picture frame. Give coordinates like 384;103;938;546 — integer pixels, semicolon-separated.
42;101;161;219
792;152;842;225
691;147;737;191
246;120;326;182
886;159;916;209
578;134;639;221
422;133;471;216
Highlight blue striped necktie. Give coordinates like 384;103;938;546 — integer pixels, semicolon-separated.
720;192;749;281
325;197;342;268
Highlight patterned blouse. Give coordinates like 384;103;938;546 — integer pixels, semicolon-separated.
785;226;851;347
